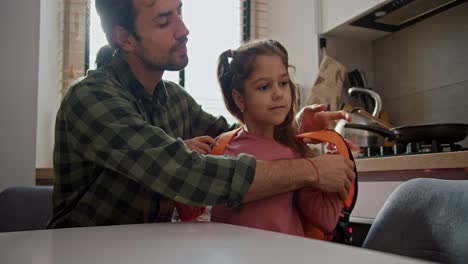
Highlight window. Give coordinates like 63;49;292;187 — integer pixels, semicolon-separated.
88;0;241;124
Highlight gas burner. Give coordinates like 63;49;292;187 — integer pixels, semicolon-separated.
380;146;393;156
406;142;421;154
360;146;394;157
359;141;463;158
418;141;461;154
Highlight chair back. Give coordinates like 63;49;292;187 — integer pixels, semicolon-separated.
363;178;468;264
0;186;53;232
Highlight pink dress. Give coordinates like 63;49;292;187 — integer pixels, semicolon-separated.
210;129;341;237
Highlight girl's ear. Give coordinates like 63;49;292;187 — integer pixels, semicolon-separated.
232;89;245;112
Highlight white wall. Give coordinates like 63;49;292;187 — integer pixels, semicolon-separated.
36;0;61;169
266;0;320;107
323;36;375;89
0;0;41;191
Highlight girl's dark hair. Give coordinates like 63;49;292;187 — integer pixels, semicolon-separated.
95;0;144;49
217;39;313;158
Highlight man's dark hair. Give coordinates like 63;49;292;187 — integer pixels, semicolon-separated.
95;45;114;68
95;0;141;49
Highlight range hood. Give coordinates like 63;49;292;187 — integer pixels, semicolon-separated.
351;0;467;32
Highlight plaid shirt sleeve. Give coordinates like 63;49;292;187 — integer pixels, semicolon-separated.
61;81;255;208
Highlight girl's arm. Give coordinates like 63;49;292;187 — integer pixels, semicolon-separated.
175;202;206;221
295;188;342;235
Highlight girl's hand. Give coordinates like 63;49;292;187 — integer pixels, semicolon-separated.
296;104;350;133
184;136;216;154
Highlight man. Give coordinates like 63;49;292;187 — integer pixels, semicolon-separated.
48;0;355;228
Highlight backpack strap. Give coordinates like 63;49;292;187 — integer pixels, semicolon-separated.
296;130;358;244
211;127;243;155
296;130;358;212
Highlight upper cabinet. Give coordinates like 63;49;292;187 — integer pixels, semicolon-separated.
319;0;393;41
320;0;384;34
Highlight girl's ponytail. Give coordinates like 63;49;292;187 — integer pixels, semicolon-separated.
217;49;242;121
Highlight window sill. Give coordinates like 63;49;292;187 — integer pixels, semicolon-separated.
36;168;54;186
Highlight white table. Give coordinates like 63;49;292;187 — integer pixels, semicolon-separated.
0;222;431;264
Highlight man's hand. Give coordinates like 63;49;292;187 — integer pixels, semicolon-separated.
296;104;350;133
184;136;216;154
309;155;356;201
245;156;356;204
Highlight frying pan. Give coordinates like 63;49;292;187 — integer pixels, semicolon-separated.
344;123;468;144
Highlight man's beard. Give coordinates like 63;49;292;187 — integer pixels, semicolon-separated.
162;53;188;71
166;37;188;70
139;39;189;71
139;52;188;72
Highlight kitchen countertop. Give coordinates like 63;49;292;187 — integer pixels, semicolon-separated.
0;222;431;264
355;150;468;172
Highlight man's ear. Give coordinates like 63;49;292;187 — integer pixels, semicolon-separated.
232;89;245;112
114;26;136;52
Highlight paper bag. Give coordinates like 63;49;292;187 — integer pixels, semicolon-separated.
305;51;347;111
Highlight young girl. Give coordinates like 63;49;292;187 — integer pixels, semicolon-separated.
210;39;342;238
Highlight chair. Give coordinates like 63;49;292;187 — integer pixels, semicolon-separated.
0;186;53;232
363;178;468;264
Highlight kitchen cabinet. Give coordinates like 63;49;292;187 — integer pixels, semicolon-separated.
320;0;387;34
352;151;468;220
353;168;468;220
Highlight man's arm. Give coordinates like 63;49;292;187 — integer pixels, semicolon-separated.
244;154;355;203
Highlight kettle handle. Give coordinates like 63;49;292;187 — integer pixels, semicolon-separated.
348;87;382;117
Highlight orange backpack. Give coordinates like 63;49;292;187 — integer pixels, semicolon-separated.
212;128;358;244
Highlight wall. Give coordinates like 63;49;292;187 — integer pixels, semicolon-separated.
323;36;376;102
36;0;62;169
0;0;41;191
266;0;320;107
373;2;468;146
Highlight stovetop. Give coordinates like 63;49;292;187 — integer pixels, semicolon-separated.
358;140;467;158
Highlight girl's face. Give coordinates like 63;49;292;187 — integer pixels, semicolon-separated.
234;54;292;137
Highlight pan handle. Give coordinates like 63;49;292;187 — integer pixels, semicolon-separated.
354;109;394;130
344;123;396;140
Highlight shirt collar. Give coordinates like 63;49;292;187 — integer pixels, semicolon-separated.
112;53;168;105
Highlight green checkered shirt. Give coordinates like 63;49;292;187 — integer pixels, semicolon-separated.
48;55;256;228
